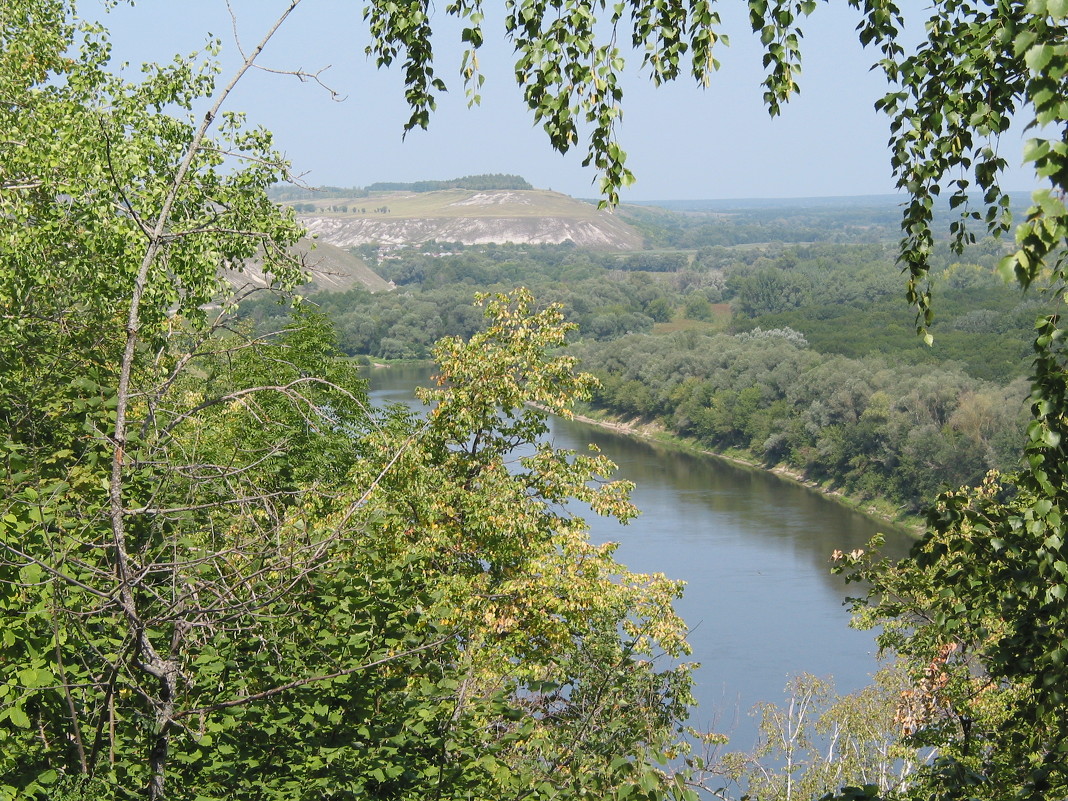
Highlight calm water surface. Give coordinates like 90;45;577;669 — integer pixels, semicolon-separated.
366;364;914;750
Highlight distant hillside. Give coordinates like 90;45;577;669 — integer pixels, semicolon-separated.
291;189;643;250
269;185;369;202
618;192;1036;248
225;238;391;294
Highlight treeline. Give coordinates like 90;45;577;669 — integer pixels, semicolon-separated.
240;248;672;358
572;330;1029;512
621;193;1035;250
268;184;371;201
366;173;533;192
266;174;533;203
619;203;902;248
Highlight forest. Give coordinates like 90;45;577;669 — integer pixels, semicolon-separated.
240;233;1047;512
6;1;1068;801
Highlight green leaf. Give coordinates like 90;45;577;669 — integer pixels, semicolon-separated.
7;708;30;729
18;667;50;688
1026;44;1054;72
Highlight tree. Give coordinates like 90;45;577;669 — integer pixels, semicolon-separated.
814;3;1068;798
0;5;382;793
344;290;696;801
8;0;1068;798
0;3;695;798
374;1;1068;797
710;671;922;801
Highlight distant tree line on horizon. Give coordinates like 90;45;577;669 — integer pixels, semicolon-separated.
367;173;533;192
267;174;532;202
267;184;371;201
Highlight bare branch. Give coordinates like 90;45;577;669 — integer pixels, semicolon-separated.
252;62;346;101
124;489;296;517
225;0;344;101
160;375;374;438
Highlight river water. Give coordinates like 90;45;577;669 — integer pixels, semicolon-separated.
365;364;915;752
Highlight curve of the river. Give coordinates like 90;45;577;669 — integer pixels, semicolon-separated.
366;364;915;752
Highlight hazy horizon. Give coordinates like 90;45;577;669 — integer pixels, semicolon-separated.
84;1;1041;202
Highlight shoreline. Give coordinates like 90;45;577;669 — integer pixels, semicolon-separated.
564;407;924;538
362;363;924;538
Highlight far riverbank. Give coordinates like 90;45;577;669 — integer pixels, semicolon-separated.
362;361;923;538
564;404;924;538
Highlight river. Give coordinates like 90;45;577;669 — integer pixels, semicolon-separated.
365;363;915;753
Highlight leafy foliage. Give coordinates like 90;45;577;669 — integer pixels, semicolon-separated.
0;4;697;799
362;0;832;204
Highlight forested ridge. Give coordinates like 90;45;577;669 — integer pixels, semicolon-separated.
7;1;1068;800
366;174;534;193
267;174;533;202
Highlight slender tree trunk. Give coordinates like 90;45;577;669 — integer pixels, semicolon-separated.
147;665;177;801
101;5;305;796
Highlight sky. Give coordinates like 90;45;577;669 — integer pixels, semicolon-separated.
80;0;1039;202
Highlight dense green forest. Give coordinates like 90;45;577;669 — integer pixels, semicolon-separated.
7;1;1068;801
248;238;1048;379
240;235;1047;511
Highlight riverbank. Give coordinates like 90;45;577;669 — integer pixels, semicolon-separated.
362;362;924;538
565;405;925;538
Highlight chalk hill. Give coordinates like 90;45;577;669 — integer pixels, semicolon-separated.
291;189;643;250
225;238;391;294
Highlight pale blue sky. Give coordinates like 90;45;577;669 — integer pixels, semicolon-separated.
82;0;1039;201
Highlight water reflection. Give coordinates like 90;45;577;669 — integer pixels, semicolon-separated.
364;365;915;751
547;417;914;741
